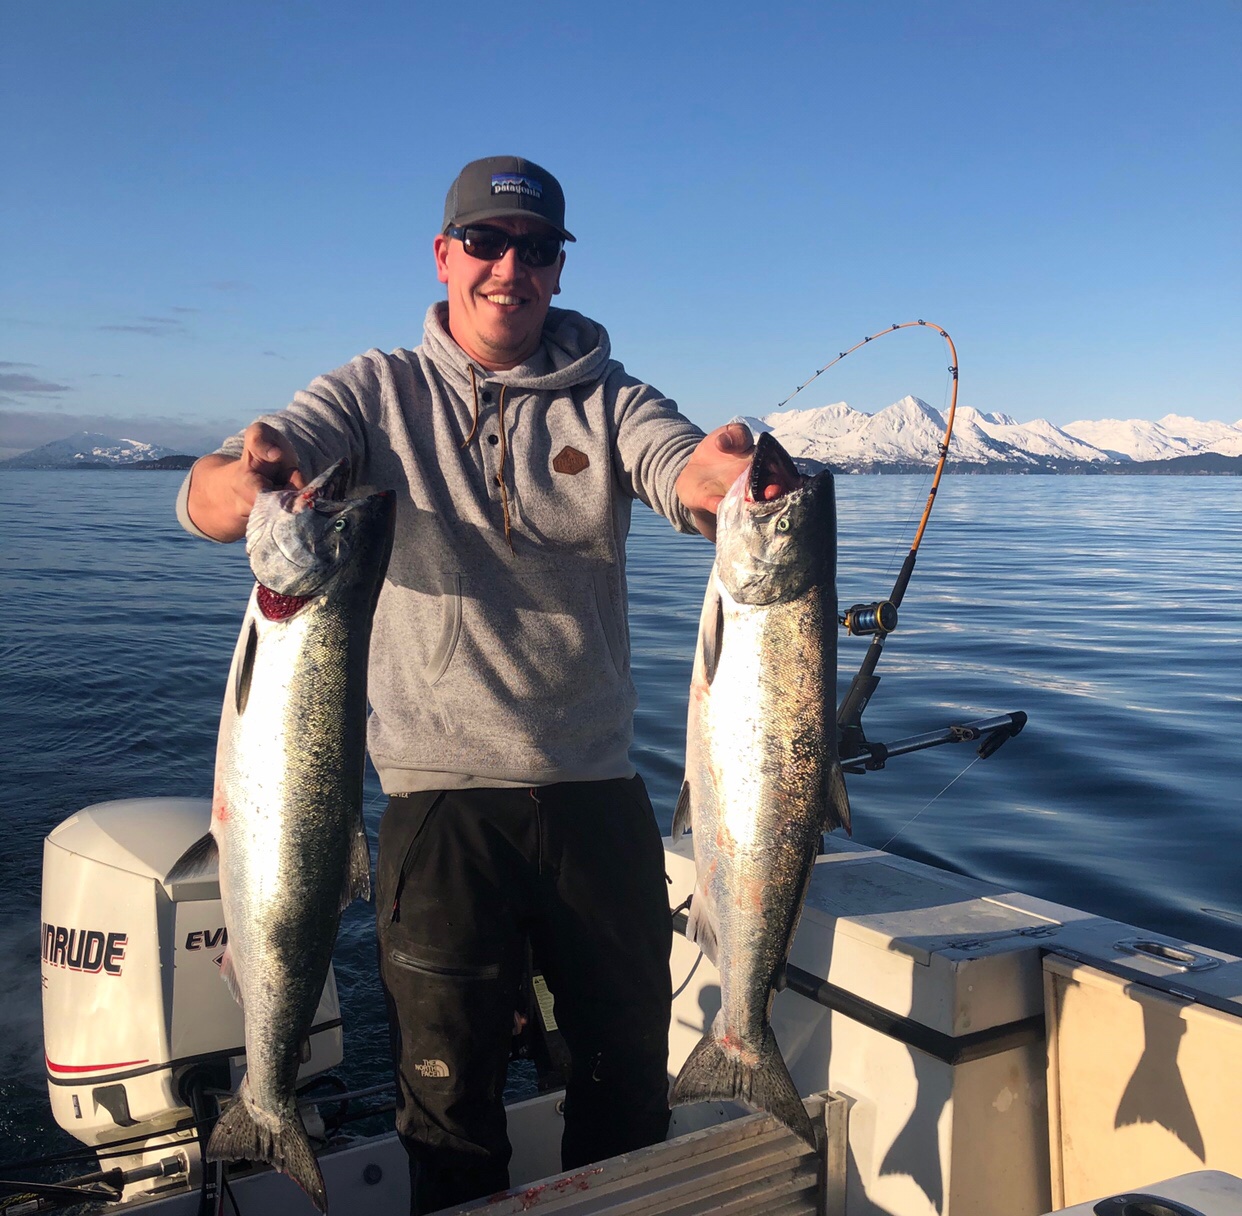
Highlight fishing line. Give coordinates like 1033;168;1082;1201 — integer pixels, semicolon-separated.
671;948;705;1001
0;1122;199;1173
879;755;981;851
776;321;959;614
771;323;958;591
878;369;955;590
857;455;937;599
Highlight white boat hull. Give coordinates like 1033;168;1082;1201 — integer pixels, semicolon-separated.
34;801;1242;1215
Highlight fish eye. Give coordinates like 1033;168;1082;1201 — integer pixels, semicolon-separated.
775;517;791;533
332;518;348;532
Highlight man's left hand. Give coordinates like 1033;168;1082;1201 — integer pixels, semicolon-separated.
675;423;755;542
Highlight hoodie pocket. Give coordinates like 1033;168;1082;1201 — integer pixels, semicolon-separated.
591;569;626;678
423;573;463;687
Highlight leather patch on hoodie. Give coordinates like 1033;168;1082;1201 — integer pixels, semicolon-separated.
553;446;590;476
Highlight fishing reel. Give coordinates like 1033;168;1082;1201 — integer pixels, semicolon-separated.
841;600;898;636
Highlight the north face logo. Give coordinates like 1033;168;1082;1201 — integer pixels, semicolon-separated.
414;1059;450;1078
553;447;590;475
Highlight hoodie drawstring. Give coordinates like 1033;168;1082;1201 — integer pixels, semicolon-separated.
462;365;482;449
461;366;514;552
495;384;512;551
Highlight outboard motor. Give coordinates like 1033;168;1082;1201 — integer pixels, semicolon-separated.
41;798;343;1203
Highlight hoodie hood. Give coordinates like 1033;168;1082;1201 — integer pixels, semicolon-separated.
422;302;615;396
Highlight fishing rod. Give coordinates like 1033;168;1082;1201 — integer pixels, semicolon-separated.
774;320;1024;770
665;320;1025;1006
838;712;1028;774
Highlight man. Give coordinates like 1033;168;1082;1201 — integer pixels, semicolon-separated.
179;155;753;1212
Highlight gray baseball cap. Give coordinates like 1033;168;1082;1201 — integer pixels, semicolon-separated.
442;155;576;242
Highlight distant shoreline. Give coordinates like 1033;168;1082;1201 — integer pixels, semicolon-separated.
799;452;1242;476
4;459;1239;476
0;456;197;472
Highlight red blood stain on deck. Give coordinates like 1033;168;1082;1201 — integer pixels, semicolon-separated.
489;1184;545;1209
488;1168;603;1209
553;1168;603;1193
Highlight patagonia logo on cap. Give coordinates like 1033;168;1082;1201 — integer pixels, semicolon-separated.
492;173;543;199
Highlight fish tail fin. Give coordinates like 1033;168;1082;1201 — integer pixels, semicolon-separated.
208;1078;327;1214
670;1023;816;1148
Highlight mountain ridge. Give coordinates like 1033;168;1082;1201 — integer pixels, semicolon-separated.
742;397;1242;472
0;431;189;470
4;408;1242;473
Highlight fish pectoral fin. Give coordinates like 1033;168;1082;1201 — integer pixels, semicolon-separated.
699;589;724;685
218;947;243;1008
166;831;220;884
823;762;852;836
341;813;372;911
235;619;258;716
684;884;721;966
671;781;692;841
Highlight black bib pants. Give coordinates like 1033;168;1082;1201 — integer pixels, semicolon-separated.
375;776;673;1214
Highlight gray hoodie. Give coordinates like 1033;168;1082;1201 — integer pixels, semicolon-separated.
178;303;705;792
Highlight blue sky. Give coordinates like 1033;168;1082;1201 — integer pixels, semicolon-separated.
2;0;1239;455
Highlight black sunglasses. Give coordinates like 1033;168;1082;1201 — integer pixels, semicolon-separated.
445;224;564;268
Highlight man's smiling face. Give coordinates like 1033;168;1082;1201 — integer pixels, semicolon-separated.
434;216;565;371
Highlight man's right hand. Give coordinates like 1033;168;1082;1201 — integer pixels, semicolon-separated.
186;422;306;542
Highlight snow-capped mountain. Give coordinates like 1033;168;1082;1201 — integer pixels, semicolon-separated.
0;432;182;469
1063;414;1242;461
4;410;1241;473
738;399;1242;471
955;407;1112;463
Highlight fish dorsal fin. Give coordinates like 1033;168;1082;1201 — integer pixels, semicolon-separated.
685;885;720;967
700;591;724;685
166;831;220;884
823;762;852;836
235;619;258;716
341;812;372;911
671;781;692;841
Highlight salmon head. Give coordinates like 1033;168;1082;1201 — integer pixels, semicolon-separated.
714;432;837;606
245;460;395;603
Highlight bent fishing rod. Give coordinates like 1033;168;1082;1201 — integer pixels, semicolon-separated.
774;320;1026;772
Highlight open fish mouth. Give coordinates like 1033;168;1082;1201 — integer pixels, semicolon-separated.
247;458;385;599
746;433;803;504
281;459;351;513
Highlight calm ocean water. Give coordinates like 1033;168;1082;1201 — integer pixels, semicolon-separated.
1;470;1239;1164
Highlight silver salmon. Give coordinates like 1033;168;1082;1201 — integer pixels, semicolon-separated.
170;461;394;1212
669;432;850;1146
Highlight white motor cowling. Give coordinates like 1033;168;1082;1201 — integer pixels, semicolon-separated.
41;798;344;1199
